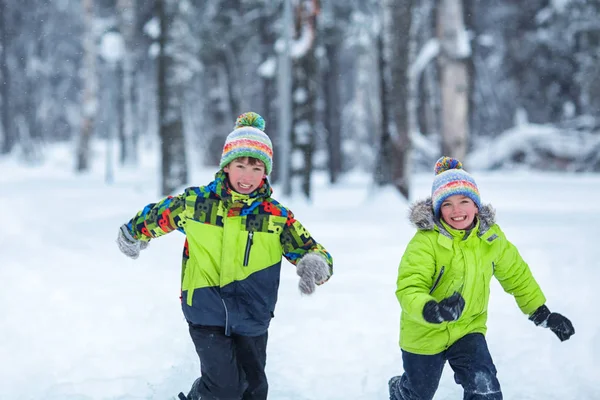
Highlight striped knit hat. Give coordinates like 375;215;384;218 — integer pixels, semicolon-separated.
219;112;273;175
431;156;481;217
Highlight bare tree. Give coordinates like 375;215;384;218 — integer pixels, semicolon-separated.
76;0;97;172
156;0;188;195
290;0;320;199
320;1;349;184
117;0;138;166
375;31;392;185
437;0;470;160
0;0;11;154
375;0;413;199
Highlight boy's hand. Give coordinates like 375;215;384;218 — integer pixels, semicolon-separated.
529;304;575;342
296;253;330;295
116;224;148;259
423;292;465;323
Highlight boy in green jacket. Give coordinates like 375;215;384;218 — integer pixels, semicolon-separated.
116;112;333;400
389;156;574;400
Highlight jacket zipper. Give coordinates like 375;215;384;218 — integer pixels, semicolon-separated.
429;266;445;294
243;231;254;266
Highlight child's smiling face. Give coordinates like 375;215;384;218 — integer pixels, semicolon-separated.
440;194;478;230
223;158;266;194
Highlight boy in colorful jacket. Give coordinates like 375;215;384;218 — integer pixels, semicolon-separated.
389;157;574;400
116;112;333;400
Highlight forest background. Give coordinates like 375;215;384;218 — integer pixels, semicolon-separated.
1;0;599;197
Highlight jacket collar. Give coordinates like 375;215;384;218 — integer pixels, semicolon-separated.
408;197;496;238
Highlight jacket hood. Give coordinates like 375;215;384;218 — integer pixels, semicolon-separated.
409;197;496;236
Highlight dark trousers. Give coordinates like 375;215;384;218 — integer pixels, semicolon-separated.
188;324;268;400
392;333;502;400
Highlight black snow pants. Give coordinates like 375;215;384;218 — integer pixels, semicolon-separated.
187;324;268;400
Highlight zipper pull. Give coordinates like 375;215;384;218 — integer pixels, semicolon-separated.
243;231;254;267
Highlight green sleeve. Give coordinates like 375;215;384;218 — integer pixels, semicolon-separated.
396;232;440;326
493;229;546;315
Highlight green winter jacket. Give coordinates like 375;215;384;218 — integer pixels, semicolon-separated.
396;198;546;355
125;171;333;336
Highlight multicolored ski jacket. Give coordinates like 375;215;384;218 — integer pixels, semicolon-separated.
125;170;333;336
396;198;545;355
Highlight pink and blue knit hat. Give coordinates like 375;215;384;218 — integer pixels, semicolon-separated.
431;156;481;217
219;112;273;175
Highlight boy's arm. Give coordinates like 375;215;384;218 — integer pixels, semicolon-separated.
396;233;442;326
280;211;333;294
117;190;188;259
493;230;546;316
126;191;188;240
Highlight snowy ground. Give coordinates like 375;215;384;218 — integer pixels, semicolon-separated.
1;144;598;400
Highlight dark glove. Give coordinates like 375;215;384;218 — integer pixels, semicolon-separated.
423;292;465;323
529;304;575;342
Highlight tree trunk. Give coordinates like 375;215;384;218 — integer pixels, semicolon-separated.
76;0;97;172
157;0;188;195
297;50;317;199
375;31;392;185
376;0;413;199
0;1;12;154
291;0;319;199
117;0;138;165
387;0;412;199
205;61;233;167
275;0;293;193
259;4;280;182
437;0;470;161
324;41;342;184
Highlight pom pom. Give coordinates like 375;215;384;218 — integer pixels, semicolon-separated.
234;112;266;131
434;156;463;175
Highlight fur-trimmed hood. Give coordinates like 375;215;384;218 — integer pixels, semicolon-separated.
408;197;496;236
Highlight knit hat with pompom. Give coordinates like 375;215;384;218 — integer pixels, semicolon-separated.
431;156;481;217
219;112;273;175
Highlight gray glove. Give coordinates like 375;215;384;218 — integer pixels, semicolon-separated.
116;224;148;259
296;253;330;295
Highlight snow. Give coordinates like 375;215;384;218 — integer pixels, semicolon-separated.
290;25;315;60
258;57;277;79
467;122;600;171
99;32;125;64
409;39;440;81
1;142;599;400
